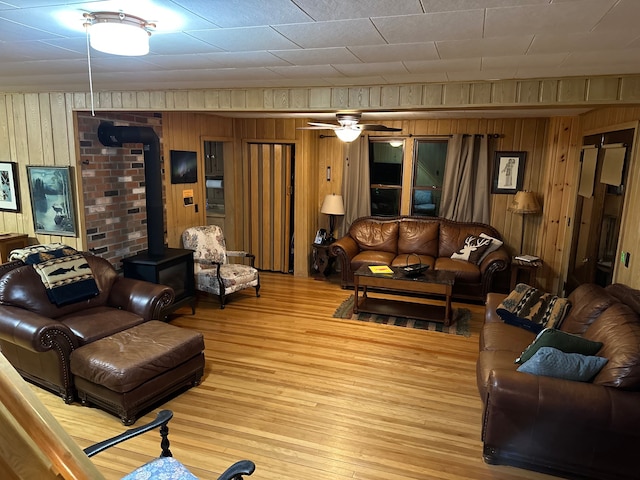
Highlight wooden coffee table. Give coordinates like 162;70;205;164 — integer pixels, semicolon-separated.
353;265;456;326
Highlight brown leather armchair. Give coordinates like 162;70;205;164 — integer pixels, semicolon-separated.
0;254;174;403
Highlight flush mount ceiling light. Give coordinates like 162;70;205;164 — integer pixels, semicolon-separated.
83;12;155;56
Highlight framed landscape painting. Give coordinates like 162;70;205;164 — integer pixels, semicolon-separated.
27;166;77;236
0;162;20;212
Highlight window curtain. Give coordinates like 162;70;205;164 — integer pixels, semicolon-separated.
440;134;490;223
341;134;371;235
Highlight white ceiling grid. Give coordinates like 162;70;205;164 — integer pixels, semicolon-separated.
0;0;636;104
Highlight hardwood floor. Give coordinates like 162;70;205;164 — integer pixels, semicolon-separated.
34;272;559;480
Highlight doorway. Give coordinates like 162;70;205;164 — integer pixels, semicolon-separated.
244;143;295;273
566;128;634;293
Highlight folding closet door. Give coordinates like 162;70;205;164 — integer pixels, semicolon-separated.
244;143;293;273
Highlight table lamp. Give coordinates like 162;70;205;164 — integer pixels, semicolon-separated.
320;194;345;243
508;190;541;254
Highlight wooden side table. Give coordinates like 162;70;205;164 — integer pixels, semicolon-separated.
311;243;334;276
510;257;542;289
0;233;29;263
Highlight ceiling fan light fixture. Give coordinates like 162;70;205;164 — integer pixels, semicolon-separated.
389;140;404;147
84;12;154;56
298;112;399;140
335;127;361;142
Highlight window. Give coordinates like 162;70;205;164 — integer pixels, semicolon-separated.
411;140;447;216
369;140;403;216
368;138;449;217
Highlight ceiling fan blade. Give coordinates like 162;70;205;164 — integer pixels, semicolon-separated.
359;124;402;131
297;126;337;130
308;122;339;128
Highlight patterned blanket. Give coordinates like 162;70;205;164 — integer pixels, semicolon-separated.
9;243;99;306
496;283;571;333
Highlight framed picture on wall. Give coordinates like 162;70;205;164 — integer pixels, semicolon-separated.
170;150;198;184
27;166;77;236
0;162;20;212
492;151;526;194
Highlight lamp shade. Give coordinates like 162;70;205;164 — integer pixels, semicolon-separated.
508;191;541;215
334;127;361;143
321;194;345;215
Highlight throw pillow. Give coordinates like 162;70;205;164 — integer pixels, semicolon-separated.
478;233;503;262
450;235;493;264
497;283;571;333
515;328;604;364
498;310;545;334
517;346;608;382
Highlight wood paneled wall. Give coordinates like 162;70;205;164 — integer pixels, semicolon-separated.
316;135;345;236
162;112;234;248
0;93;81;250
538;117;582;294
404;117;551;262
225;116;559;282
311;117;589;293
233;117;317;277
2;88;639;291
324;118;551;251
581;107;640;131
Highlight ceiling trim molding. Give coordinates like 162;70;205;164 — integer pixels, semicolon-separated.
32;74;640;114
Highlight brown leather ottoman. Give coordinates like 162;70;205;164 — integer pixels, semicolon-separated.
70;321;205;425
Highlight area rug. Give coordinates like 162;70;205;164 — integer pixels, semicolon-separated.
333;295;471;337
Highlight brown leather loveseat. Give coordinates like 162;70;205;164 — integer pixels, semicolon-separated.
478;283;640;480
330;216;510;301
0;254;174;403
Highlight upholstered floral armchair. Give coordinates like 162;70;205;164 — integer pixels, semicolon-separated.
182;225;260;308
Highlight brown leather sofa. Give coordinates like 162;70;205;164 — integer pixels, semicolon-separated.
478;283;640;480
0;254;174;403
330;216;510;301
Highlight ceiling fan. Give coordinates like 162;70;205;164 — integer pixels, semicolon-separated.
298;112;401;142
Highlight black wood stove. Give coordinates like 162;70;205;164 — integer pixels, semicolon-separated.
98;122;196;318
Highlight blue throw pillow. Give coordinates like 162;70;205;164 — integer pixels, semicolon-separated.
517;346;608;382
